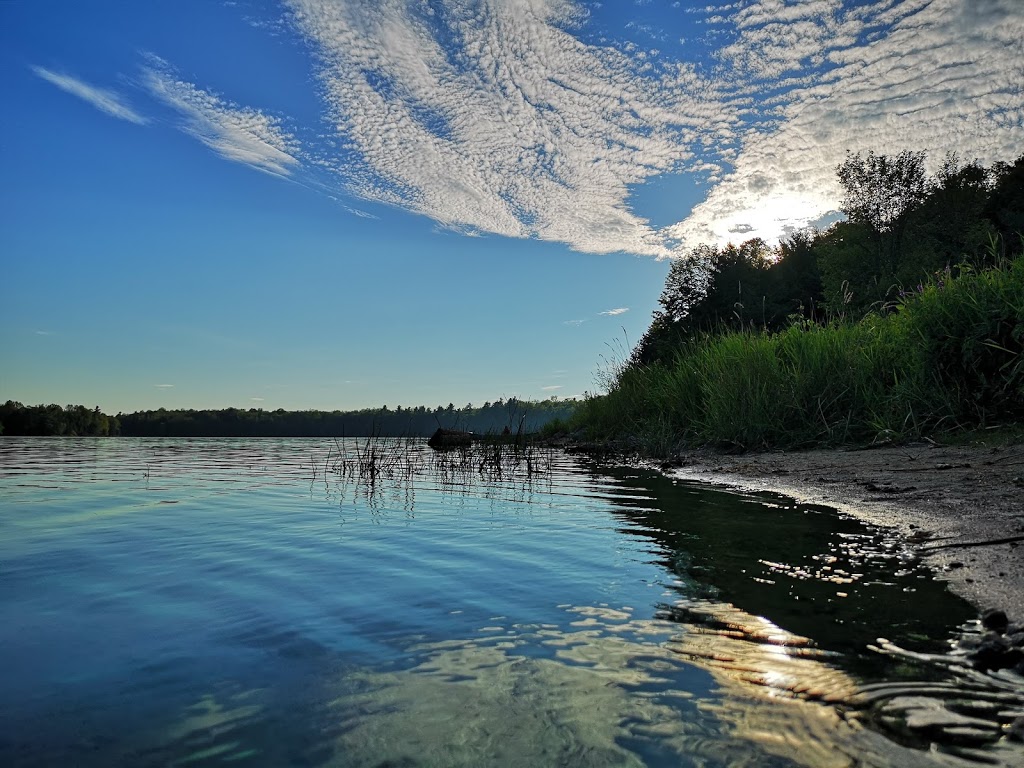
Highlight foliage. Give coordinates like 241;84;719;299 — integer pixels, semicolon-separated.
115;398;578;437
892;258;1024;425
573;257;1022;451
0;402;119;436
637;150;1023;337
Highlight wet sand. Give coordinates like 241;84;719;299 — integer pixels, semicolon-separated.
663;441;1024;620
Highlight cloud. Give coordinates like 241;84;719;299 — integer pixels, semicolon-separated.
563;318;588;326
343;205;378;219
142;57;301;176
285;0;738;257
250;397;265;401
666;0;1024;248
541;385;564;391
32;66;148;124
34;330;54;336
154;383;175;388
599;307;629;316
271;0;1021;256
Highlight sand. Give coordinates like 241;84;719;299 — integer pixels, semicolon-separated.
663;441;1024;620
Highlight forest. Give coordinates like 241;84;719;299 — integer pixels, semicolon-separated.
575;150;1024;451
0;398;577;438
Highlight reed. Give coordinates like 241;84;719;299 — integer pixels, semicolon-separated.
573;257;1023;452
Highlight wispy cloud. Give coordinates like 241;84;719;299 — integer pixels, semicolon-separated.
285;0;737;257
32;66;147;124
563;319;588;326
154;383;175;389
599;307;629;316
34;329;55;336
541;385;564;391
343;205;378;219
142;56;301;176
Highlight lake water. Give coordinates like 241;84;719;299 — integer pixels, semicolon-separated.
0;437;1018;767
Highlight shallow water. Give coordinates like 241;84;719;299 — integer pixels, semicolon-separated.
0;437;1016;766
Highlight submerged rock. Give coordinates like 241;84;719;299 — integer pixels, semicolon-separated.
427;428;474;449
983;609;1011;634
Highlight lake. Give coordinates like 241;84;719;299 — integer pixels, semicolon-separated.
0;437;1018;767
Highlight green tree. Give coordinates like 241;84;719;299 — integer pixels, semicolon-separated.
836;150;928;278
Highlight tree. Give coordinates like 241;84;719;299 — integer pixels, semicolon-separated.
985;154;1024;257
905;153;994;271
836;150;928;277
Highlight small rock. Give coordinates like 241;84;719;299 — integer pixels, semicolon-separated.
970;634;1024;672
982;608;1010;634
1008;716;1024;743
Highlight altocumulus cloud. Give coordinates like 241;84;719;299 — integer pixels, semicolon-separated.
32;66;148;124
667;0;1024;246
284;0;737;257
278;0;1021;255
69;0;1020;256
142;57;301;177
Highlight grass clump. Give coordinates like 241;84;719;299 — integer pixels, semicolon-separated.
573;257;1023;452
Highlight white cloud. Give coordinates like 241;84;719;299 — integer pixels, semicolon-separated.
563;318;587;326
142;57;301;176
276;0;1021;256
32;66;148;124
599;307;629;316
541;384;564;391
285;0;738;257
666;0;1024;249
155;383;175;388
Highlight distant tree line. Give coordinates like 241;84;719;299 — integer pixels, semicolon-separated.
0;402;120;436
1;398;578;438
634;151;1024;365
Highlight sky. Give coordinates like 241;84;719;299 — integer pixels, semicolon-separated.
2;0;1021;414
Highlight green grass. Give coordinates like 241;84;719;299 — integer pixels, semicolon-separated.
573;256;1023;453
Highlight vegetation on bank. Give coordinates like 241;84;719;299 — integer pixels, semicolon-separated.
0;402;119;437
0;398;577;438
572;150;1024;453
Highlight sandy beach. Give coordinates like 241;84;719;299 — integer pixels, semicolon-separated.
662;440;1024;620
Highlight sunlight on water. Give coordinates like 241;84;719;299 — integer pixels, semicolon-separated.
1;437;1021;767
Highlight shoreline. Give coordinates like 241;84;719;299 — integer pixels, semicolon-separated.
658;441;1024;620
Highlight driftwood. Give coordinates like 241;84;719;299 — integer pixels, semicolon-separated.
427;428;474;449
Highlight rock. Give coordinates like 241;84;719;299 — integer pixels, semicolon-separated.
982;608;1011;634
1008;716;1024;742
427;428;473;449
970;634;1024;672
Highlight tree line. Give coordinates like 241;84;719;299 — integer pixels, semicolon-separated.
634;151;1024;365
0;402;119;436
0;398;578;438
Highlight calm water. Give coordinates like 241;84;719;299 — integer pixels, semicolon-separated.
0;437;1014;766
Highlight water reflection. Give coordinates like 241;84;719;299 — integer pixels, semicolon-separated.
1;438;1021;767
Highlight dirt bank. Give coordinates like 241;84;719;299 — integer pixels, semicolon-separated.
663;441;1024;620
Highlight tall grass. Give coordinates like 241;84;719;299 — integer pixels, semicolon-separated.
575;257;1023;452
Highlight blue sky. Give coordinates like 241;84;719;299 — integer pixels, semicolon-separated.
2;1;1021;413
